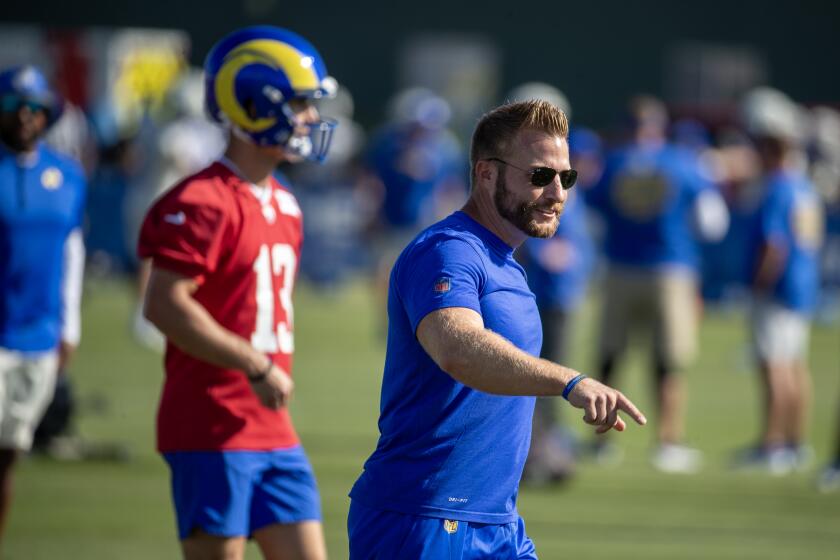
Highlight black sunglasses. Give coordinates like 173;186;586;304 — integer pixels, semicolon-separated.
487;157;577;190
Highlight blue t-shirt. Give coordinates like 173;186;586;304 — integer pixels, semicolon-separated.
0;143;86;352
750;170;823;313
520;190;593;310
586;142;710;269
350;211;541;524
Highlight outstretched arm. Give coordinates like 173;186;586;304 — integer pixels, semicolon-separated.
416;306;646;433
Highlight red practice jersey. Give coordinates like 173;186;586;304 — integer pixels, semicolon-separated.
138;161;303;452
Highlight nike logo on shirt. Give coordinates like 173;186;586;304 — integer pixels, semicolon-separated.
164;211;186;225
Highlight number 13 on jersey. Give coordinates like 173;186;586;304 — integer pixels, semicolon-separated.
251;243;296;354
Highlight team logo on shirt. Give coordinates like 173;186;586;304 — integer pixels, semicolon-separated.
41;167;63;190
443;520;459;534
612;171;670;221
791;199;824;250
434;277;451;293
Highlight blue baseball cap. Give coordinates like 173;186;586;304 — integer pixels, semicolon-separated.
0;65;64;126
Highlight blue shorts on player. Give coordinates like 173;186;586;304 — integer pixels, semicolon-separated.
164;446;321;539
348;501;537;559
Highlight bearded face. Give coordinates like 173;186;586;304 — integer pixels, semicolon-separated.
493;170;563;238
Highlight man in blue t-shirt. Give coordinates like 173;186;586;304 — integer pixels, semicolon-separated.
0;65;86;539
735;88;823;474
585;96;728;474
348;100;646;559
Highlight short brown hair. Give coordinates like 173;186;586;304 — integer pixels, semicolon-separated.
470;99;569;185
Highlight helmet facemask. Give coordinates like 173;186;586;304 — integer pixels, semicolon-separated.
277;99;337;162
227;95;337;162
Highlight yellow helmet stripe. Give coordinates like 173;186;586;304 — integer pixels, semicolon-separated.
215;50;277;132
231;39;320;91
214;39;320;133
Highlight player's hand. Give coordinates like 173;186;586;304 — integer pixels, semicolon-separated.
250;365;295;410
566;377;647;434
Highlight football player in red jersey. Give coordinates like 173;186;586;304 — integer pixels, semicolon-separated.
138;26;337;560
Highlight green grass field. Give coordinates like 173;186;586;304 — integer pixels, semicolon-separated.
6;277;840;559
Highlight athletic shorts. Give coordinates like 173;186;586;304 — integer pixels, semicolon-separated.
599;266;698;372
751;298;811;362
0;348;59;451
163;446;322;540
347;500;537;560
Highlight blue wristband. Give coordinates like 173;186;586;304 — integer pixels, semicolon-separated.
562;374;587;400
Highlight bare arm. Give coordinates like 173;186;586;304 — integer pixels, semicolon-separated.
416;307;647;433
143;266;293;409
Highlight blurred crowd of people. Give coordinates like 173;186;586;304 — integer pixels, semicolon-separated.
3;59;840;496
510;84;839;487
32;66;840;319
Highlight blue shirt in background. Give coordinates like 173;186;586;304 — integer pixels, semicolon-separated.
350;211;541;524
366;124;465;230
586;142;710;270
751;170;823;313
0;142;86;352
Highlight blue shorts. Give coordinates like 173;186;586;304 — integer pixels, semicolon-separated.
347;501;537;559
163;446;322;539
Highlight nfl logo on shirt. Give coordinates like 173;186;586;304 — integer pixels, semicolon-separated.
434;277;451;293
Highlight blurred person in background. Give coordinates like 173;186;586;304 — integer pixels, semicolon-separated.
360;87;468;330
585;95;729;473
670;119;732;303
0;65;85;539
705;128;765;306
138;26;337;560
733;87;824;475
82;109;144;274
508;82;601;484
348;99;646;558
123;68;226;351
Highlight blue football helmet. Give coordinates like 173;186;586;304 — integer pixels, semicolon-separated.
0;65;64;126
204;26;338;161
